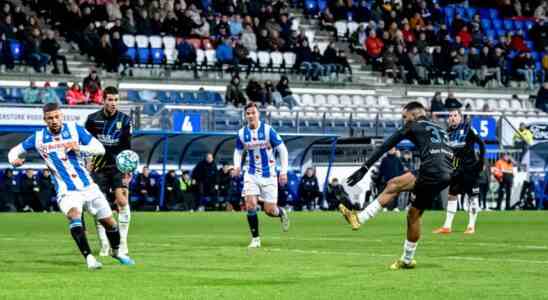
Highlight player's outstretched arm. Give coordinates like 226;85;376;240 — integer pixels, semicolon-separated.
277;143;289;185
233;136;244;175
347;129;406;186
76;124;105;156
8;134;35;167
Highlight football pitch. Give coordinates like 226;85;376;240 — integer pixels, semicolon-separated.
0;211;547;300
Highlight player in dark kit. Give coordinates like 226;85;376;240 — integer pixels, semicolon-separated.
85;86;133;256
339;102;453;269
433;109;485;235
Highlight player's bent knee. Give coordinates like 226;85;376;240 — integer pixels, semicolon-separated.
98;216;117;229
66;208;81;220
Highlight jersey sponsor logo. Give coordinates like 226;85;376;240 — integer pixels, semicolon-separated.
97;134;120;146
117;121;122;129
244;140;271;150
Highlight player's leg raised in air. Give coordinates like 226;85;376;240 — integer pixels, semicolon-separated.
339;171;416;230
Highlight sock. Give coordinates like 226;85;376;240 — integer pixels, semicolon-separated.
467;196;479;229
105;224;121;254
401;240;417;264
357;199;382;224
247;208;260;238
96;221;110;249
69;219;91;258
443;200;457;229
118;204;131;248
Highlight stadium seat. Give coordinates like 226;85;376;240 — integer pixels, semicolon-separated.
525;20;534;30
304;0;317;15
335;21;348;39
378;96;391;107
257;51;271;69
126;90;140;102
365;95;377;107
126;47;137;61
474;99;485;110
315;94;327;106
291;18;300;31
137;48;150;65
503;19;514;31
347;21;359;35
9;40;23;61
318;0;327;12
327;95;340;107
135;35;149;48
496;29;506;38
466;7;476;19
481;19;491;30
300;94;314;106
248;51;258;63
339;95;352;107
122;34;136;47
488;8;498;20
487;99;498;110
499;99;510;111
164;49;178;65
492;19;502;30
510;99;523;110
316;42;329;54
352;95;365;106
514;20;524;31
196;49;206;66
304;30;315;44
149;36;163;48
151;48;165;65
283;52;296;69
162;36;176;50
486;29;496;41
204;49;216;67
271;51;283;70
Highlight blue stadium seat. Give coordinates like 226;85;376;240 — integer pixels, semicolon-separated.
286;171;300;202
151;48;164;64
182;91;196;103
5;88;23;103
479;8;490;19
492;19;502;29
168;91;182;103
137;48;150;64
496;29;506;38
156;91;169;103
318;0;327;12
9;40;23;61
525;20;534;30
444;7;455;18
212;92;223;104
488;8;498;20
507;50;518;59
54;88;66;104
481;19;491;30
485;29;496;41
126;90;140;102
466;7;476;19
195;90;211;104
503;19;514;31
455;7;466;19
531;51;539;61
127;47;137;61
525;40;534;50
304;0;317;14
514;20;524;30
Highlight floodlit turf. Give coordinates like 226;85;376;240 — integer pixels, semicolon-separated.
0;211;547;300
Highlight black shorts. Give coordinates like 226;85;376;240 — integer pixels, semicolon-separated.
411;169;451;210
449;168;480;197
92;166;127;202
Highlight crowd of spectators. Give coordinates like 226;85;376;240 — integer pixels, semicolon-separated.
225;74;299;108
336;0;548;88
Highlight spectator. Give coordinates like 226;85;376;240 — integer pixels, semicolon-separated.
175;170;194;211
216;163;231;208
97;34;117;72
430;91;445;114
0;33;14;71
494;153;515;210
452;48;473;85
225;75;246;107
39;81;61;104
536;82;548;113
320;7;336;37
191;153;218;211
273;75;298;109
226;168;242;211
468;47;482;84
480;47;503;87
228;14;243;37
379;148;405;210
38;169;55;212
445;92;462;109
325;178;350;210
513;122;534;159
135;166;158;210
0;169;18;212
111;31;134;76
246;79;268;106
215;38;235;76
25;28;49;73
510;30;529;52
529;18;547;52
163;170;178;210
365;30;384;67
176;39;199;79
22;81;41;104
457;26;472;48
83;69;101;92
298;167;320;211
321;42;339;79
382;45;399;80
513;52;535;89
294;40;317;81
478;164;491;210
233;40;254;78
336;49;352;80
40;30;71;74
240;24;257;51
19;169;40;212
85;81;103;105
66;83;88;105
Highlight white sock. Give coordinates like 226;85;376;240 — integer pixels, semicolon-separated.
401;240;417;264
96;221;109;249
467;196;479;229
443;200;457;229
357;199;382;224
118;204;131;249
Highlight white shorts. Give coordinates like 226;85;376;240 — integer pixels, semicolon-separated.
57;184;113;220
242;173;278;204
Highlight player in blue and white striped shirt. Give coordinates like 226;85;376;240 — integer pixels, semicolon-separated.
234;102;290;248
8;103;135;269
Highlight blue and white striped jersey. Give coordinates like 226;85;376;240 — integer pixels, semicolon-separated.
10;122;104;195
234;122;288;178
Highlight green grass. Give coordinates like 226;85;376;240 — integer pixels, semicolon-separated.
0;211;547;299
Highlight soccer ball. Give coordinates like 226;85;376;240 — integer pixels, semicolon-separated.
116;150;139;173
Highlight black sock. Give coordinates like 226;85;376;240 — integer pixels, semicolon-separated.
247;209;259;238
69;219;91;258
105;225;121;253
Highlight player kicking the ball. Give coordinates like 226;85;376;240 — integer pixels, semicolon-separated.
339;102;453;269
85;86;133;256
234;102;290;248
8;103;134;269
433;109;485;235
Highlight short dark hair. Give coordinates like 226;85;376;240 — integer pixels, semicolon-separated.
103;86;119;98
43;102;60;113
403;101;425;111
244;102;258;111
